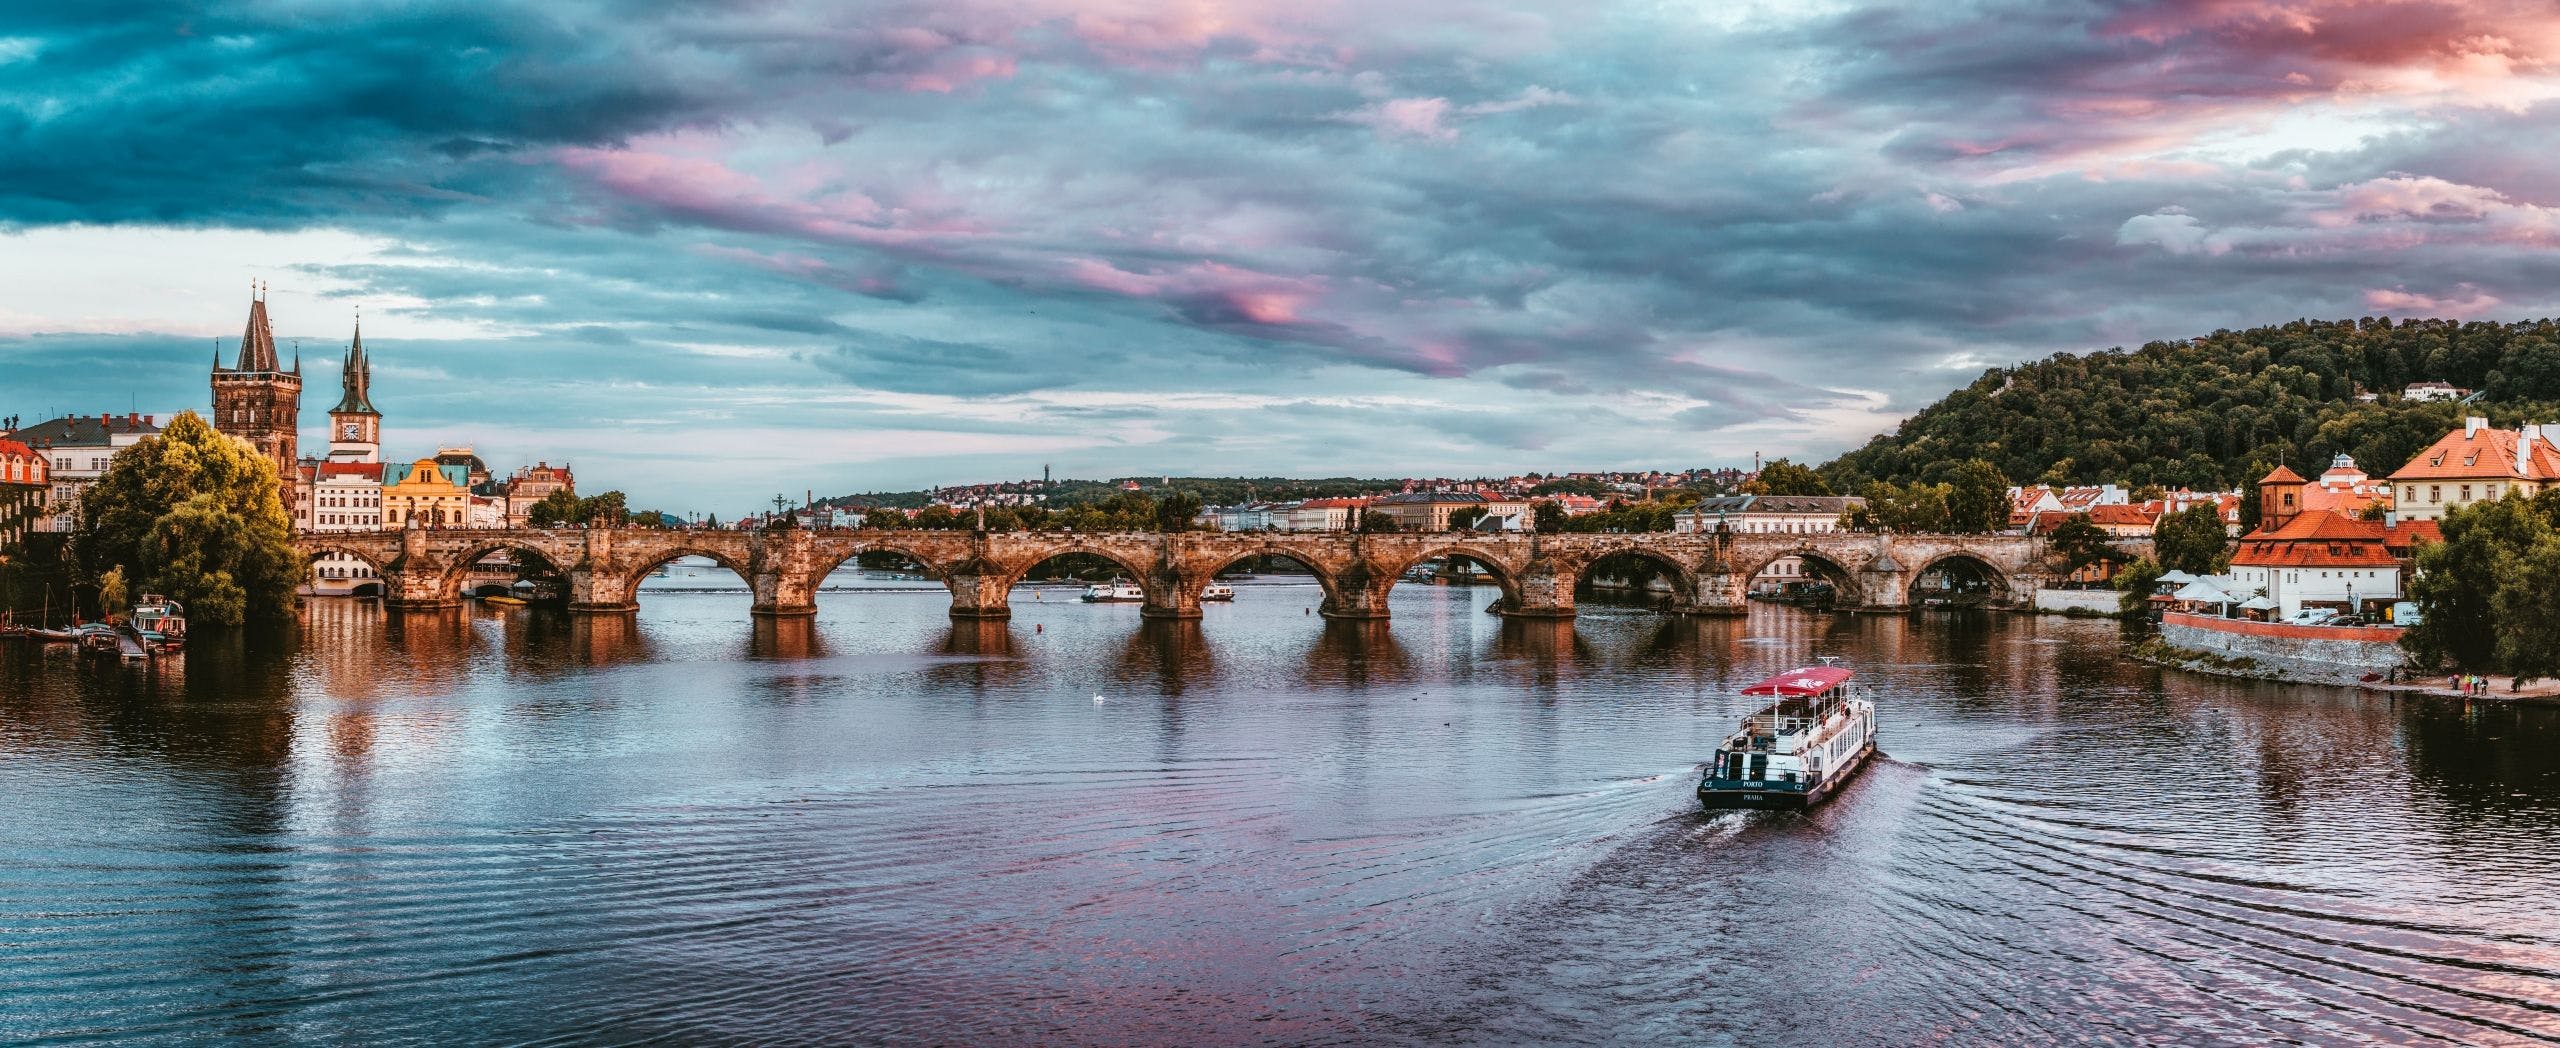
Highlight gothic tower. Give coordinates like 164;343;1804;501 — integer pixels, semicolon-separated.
210;284;303;483
326;316;381;463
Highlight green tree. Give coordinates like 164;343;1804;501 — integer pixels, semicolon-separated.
578;491;628;526
1359;510;1399;533
2493;532;2560;685
862;507;908;529
2044;514;2120;573
73;411;298;627
1746;459;1831;496
97;565;128;619
1943;459;2010;534
1532;500;1569;534
1155;491;1204;532
2114;556;2165;616
2405;496;2551;671
527;488;582;527
1447;505;1489;531
2152;504;2232;574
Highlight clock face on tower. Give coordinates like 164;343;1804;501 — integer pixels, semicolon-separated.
342;422;360;439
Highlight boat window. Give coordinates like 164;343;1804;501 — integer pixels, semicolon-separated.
1748;754;1767;780
1726;753;1745;780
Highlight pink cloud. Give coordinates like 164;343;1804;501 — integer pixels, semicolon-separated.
2364;284;2504;314
1349;96;1455;140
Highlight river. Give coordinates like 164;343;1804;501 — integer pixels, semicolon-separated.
5;567;2559;1045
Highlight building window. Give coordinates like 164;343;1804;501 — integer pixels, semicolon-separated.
2431;486;2441;502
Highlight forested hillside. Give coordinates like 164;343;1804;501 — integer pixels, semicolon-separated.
1822;317;2560;491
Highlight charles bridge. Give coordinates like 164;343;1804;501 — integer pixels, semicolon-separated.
296;526;2141;620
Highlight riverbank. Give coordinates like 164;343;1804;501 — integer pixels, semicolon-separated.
2129;636;2560;705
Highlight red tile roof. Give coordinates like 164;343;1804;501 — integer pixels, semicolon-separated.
2232;509;2415;569
2390;426;2560;481
315;462;385;481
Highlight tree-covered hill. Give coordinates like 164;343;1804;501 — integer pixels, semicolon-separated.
1822;317;2560;491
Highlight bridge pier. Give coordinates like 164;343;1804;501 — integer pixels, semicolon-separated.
749;530;818;617
1847;556;1911;613
1497;555;1576;619
944;569;1012;620
1319;561;1393;620
1141;565;1202;620
563;566;638;613
1677;572;1751;616
382;524;461;609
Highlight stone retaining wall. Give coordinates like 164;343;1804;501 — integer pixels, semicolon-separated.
2158;612;2409;685
2033;589;2120;615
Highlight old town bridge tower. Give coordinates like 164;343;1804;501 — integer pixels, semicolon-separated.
210;284;302;483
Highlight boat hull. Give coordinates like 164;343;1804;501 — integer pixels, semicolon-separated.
1698;739;1876;811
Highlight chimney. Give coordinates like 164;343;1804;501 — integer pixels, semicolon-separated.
143;415;154;427
2520;426;2536;477
2466;416;2488;438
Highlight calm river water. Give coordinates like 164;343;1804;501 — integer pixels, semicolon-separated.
6;569;2560;1045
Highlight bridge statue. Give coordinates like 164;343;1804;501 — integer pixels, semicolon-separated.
294;524;2136;622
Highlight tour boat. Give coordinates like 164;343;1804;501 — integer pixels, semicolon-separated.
1081;581;1146;603
131;595;186;652
481;594;528;607
1698;661;1878;810
1202;584;1236;602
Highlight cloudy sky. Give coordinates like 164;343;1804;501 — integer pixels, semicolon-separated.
3;0;2556;512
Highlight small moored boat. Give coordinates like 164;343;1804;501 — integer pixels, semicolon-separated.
131;595;186;652
481;594;528;607
1080;581;1145;603
1202;584;1236;602
1699;661;1878;810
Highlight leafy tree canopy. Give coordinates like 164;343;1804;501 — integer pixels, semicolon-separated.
1746;459;1831;496
73;411;298;627
1821;317;2560;492
2152;504;2233;575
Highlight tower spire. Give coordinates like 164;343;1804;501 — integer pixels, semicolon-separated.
235;287;279;372
330;310;377;416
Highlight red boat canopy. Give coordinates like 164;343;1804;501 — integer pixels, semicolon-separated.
1740;666;1853;697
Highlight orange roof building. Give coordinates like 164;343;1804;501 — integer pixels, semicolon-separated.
2389;417;2560;521
2227;466;2439;619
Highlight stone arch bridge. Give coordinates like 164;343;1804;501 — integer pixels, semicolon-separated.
297;526;2142;621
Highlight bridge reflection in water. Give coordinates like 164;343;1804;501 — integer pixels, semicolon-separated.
294;527;2139;623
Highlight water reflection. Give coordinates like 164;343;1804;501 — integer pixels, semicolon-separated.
747;615;826;661
6;593;2560;1045
1303;619;1414;689
1115;618;1213;696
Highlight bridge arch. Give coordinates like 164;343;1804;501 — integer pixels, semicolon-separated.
1378;542;1525;611
301;541;395;599
621;545;754;595
1907;549;2014;607
435;538;580;602
811;540;959;583
1001;544;1165;605
1189;546;1344;611
1571;544;1702;606
1730;545;1867;607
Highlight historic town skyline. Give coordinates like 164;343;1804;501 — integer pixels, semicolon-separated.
7;1;2559;509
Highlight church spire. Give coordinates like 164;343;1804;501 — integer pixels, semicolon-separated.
330;313;378;415
235;281;279;372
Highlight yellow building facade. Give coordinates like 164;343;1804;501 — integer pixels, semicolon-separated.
382;458;469;528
